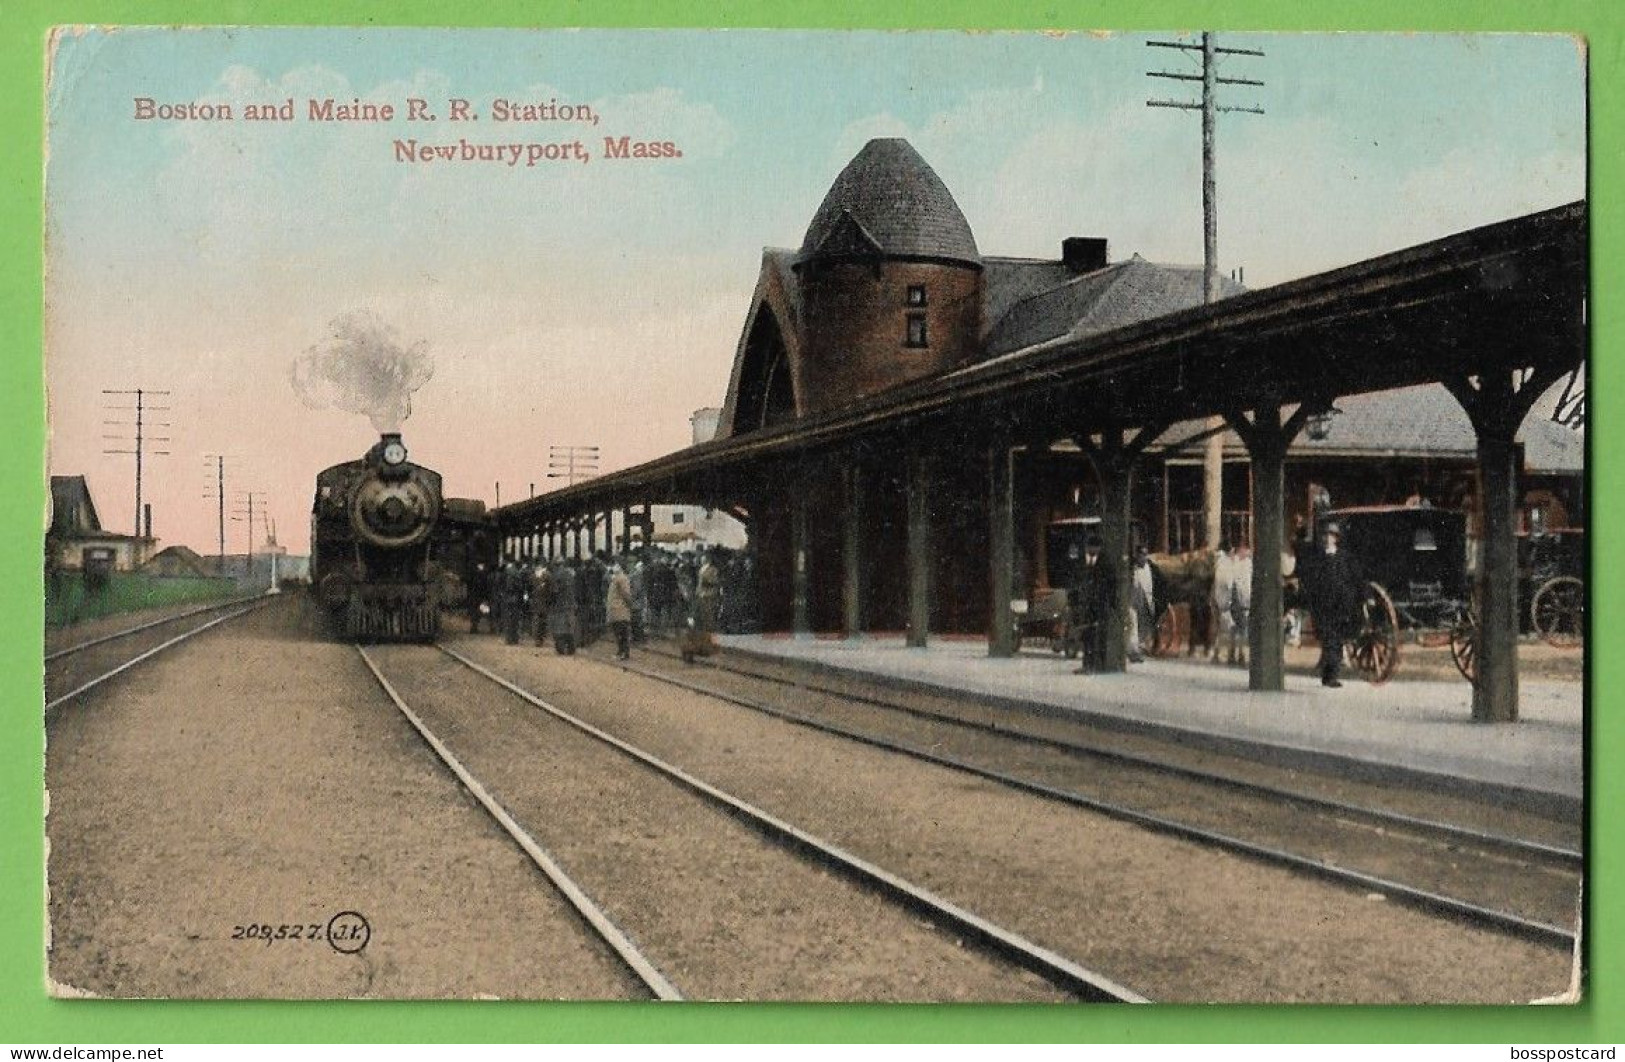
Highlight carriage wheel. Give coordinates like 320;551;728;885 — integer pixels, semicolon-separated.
1531;576;1584;649
1348;581;1400;685
1449;610;1479;684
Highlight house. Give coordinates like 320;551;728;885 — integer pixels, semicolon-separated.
47;475;155;572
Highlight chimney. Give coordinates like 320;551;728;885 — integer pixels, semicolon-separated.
1062;237;1109;274
690;407;722;446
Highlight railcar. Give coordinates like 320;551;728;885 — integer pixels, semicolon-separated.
432;496;499;611
310;432;445;640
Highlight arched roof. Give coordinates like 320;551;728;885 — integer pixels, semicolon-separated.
799;138;981;267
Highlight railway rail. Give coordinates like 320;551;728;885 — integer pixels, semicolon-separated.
357;646;682;1000
359;641;1148;1002
45;597;274;713
615;642;1579;952
44;595;266;662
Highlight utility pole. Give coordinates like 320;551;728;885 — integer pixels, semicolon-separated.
1148;33;1264;547
202;454;234;576
232;490;264;585
548;445;600;487
101;388;172;538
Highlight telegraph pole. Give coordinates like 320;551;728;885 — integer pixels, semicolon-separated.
202;454;233;575
102;388;172;538
1148;33;1264;547
548;445;600;487
232;490;264;585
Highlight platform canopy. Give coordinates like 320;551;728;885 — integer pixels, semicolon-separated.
497;201;1585;525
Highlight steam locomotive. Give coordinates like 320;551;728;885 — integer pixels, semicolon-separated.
310;432;448;640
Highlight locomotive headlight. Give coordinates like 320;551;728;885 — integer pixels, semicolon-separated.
382;441;408;466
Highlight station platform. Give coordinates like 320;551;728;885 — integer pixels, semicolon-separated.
715;633;1584;819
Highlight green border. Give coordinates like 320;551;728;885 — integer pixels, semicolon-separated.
2;0;1614;1044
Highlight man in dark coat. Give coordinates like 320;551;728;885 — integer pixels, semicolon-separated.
1301;521;1363;688
529;562;552;646
498;560;528;645
579;554;606;646
646;555;675;636
548;559;579;655
466;561;491;634
1072;537;1115;673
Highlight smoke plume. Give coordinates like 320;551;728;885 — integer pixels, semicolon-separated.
290;310;435;432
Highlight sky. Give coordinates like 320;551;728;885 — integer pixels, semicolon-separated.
44;29;1586;556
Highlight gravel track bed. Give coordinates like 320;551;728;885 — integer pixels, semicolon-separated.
634;648;1580;930
698;645;1582;852
452;634;1576;1003
366;643;1073;1003
45;602;264;708
45;597;253;657
47;597;648;999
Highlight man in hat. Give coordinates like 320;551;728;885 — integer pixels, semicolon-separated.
498;557;528;645
1302;521;1362;688
696;547;722;641
605;560;634;660
547;558;579;655
1071;535;1114;673
529;559;552;646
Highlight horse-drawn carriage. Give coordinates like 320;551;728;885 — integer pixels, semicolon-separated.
1017;505;1584;684
1521;528;1585;648
1012;517;1098;655
1309;506;1584;684
1299;506;1467;684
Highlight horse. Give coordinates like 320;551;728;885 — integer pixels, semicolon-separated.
1148;549;1217;658
1150;547;1297;663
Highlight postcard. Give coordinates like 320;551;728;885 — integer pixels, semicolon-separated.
42;27;1586;1004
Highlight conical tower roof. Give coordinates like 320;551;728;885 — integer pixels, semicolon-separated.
799;138;981;267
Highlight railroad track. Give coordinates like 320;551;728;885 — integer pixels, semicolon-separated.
611;641;1580;952
357;646;681;1001
45;597;275;713
44;595;266;663
357;642;1148;1003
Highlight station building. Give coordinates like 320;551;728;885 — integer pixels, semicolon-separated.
718;138;1251;633
496;135;1585;722
711;138;1583;632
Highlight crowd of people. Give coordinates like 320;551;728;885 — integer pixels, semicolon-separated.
468;526;1363;687
463;546;755;661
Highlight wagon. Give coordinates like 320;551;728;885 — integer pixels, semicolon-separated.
1522;528;1585;649
1013;516;1104;656
1310;506;1473;685
1320;507;1585;684
1447;527;1586;682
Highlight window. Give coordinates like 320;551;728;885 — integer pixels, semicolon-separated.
906;284;927;307
671;511;685;524
905;313;929;348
